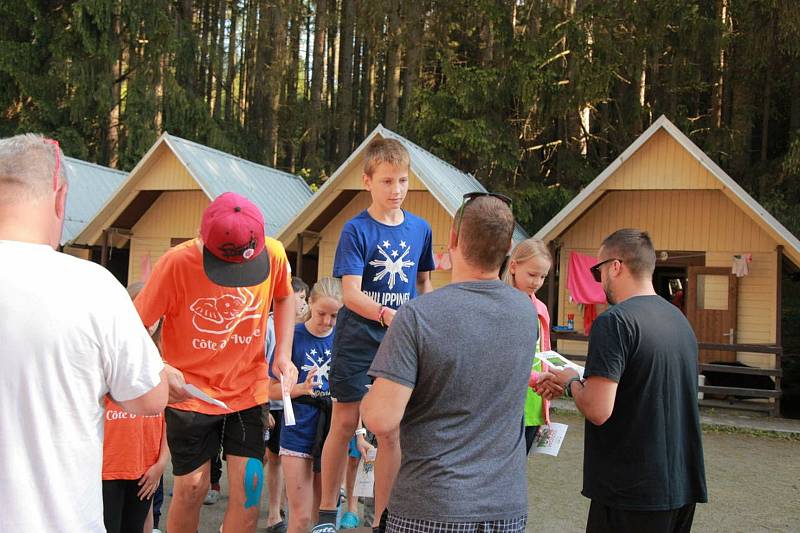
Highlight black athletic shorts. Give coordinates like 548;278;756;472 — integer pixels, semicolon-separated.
586;501;697;533
165;404;267;476
266;408;283;455
330;307;386;403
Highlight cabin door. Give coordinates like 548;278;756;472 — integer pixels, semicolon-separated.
686;267;738;363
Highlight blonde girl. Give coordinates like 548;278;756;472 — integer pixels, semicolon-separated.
269;277;343;533
502;238;554;454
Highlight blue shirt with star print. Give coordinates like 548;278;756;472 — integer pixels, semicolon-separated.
269;322;334;454
333;210;435;310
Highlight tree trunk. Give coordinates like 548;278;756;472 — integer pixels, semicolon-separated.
791;68;800;133
250;0;272;157
224;0;239;123
336;0;356;159
351;22;363;140
305;0;312;101
360;22;376;139
760;69;771;165
241;0;259;124
384;0;402;129
307;0;328;168
266;0;287;166
212;0;226;119
176;0;196;95
711;0;729;129
285;0;302;171
106;4;122;168
325;0;338;163
401;0;424;117
730;73;754;179
201;0;213;105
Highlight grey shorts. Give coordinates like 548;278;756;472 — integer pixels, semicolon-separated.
386;514;527;533
329;306;386;403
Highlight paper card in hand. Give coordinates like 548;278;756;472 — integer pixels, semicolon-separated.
535;350;585;378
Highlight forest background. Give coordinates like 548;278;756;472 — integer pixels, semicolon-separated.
1;0;799;237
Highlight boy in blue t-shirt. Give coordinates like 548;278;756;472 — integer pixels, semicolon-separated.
314;138;435;533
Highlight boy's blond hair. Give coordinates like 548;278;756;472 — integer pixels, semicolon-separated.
363;138;410;177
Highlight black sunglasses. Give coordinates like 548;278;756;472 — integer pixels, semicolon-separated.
590;258;623;283
455;192;513;240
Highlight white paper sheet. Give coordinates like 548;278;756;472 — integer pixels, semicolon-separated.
535;350;585;378
182;384;231;411
531;422;568;457
281;375;296;426
353;448;377;498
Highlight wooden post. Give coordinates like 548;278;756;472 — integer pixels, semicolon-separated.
100;229;110;268
296;233;304;280
774;245;783;417
547;241;559;350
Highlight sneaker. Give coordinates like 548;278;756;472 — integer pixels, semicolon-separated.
203;488;220;505
265;520;287;533
340;511;360;529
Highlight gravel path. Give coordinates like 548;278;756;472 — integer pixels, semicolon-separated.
161;412;799;532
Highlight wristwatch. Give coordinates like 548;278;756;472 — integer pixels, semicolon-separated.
355;427;367;438
564;376;585;398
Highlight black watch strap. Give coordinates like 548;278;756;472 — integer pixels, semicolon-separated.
564;376;584;398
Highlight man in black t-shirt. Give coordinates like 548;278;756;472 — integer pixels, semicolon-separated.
539;229;707;533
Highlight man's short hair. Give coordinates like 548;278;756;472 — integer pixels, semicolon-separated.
363;138;410;177
0;134;67;204
601;228;656;279
457;196;514;271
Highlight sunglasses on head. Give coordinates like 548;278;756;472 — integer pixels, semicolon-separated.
590;257;623;283
44;138;61;191
454;191;513;240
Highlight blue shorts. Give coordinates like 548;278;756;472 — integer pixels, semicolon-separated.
330;307;386;403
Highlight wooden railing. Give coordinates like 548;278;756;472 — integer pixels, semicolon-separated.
697;343;782;417
551;331;783;417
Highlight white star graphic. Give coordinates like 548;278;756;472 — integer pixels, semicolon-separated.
310;348;317;355
382;240;391;248
324;349;331;356
369;244;415;290
317;357;323;364
391;250;399;258
399;240;407;248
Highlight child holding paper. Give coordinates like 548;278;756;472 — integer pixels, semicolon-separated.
502;238;554;454
270;277;343;533
100;282;169;533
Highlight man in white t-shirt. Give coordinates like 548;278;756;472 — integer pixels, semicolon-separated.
0;134;169;532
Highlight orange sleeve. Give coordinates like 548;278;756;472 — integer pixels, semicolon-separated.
267;238;292;300
134;250;178;329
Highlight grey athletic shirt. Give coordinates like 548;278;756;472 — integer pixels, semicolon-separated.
369;280;537;522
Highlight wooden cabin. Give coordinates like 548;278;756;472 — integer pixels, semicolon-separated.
70;134;313;285
535;115;800;415
58;157;128;278
276;125;527;287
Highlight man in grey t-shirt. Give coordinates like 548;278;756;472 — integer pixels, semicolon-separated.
361;194;538;533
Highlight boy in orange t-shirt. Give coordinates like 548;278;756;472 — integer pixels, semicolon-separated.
134;192;298;533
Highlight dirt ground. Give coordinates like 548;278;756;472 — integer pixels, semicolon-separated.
162;412;799;532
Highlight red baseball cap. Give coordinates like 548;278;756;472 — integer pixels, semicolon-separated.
200;192;270;287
